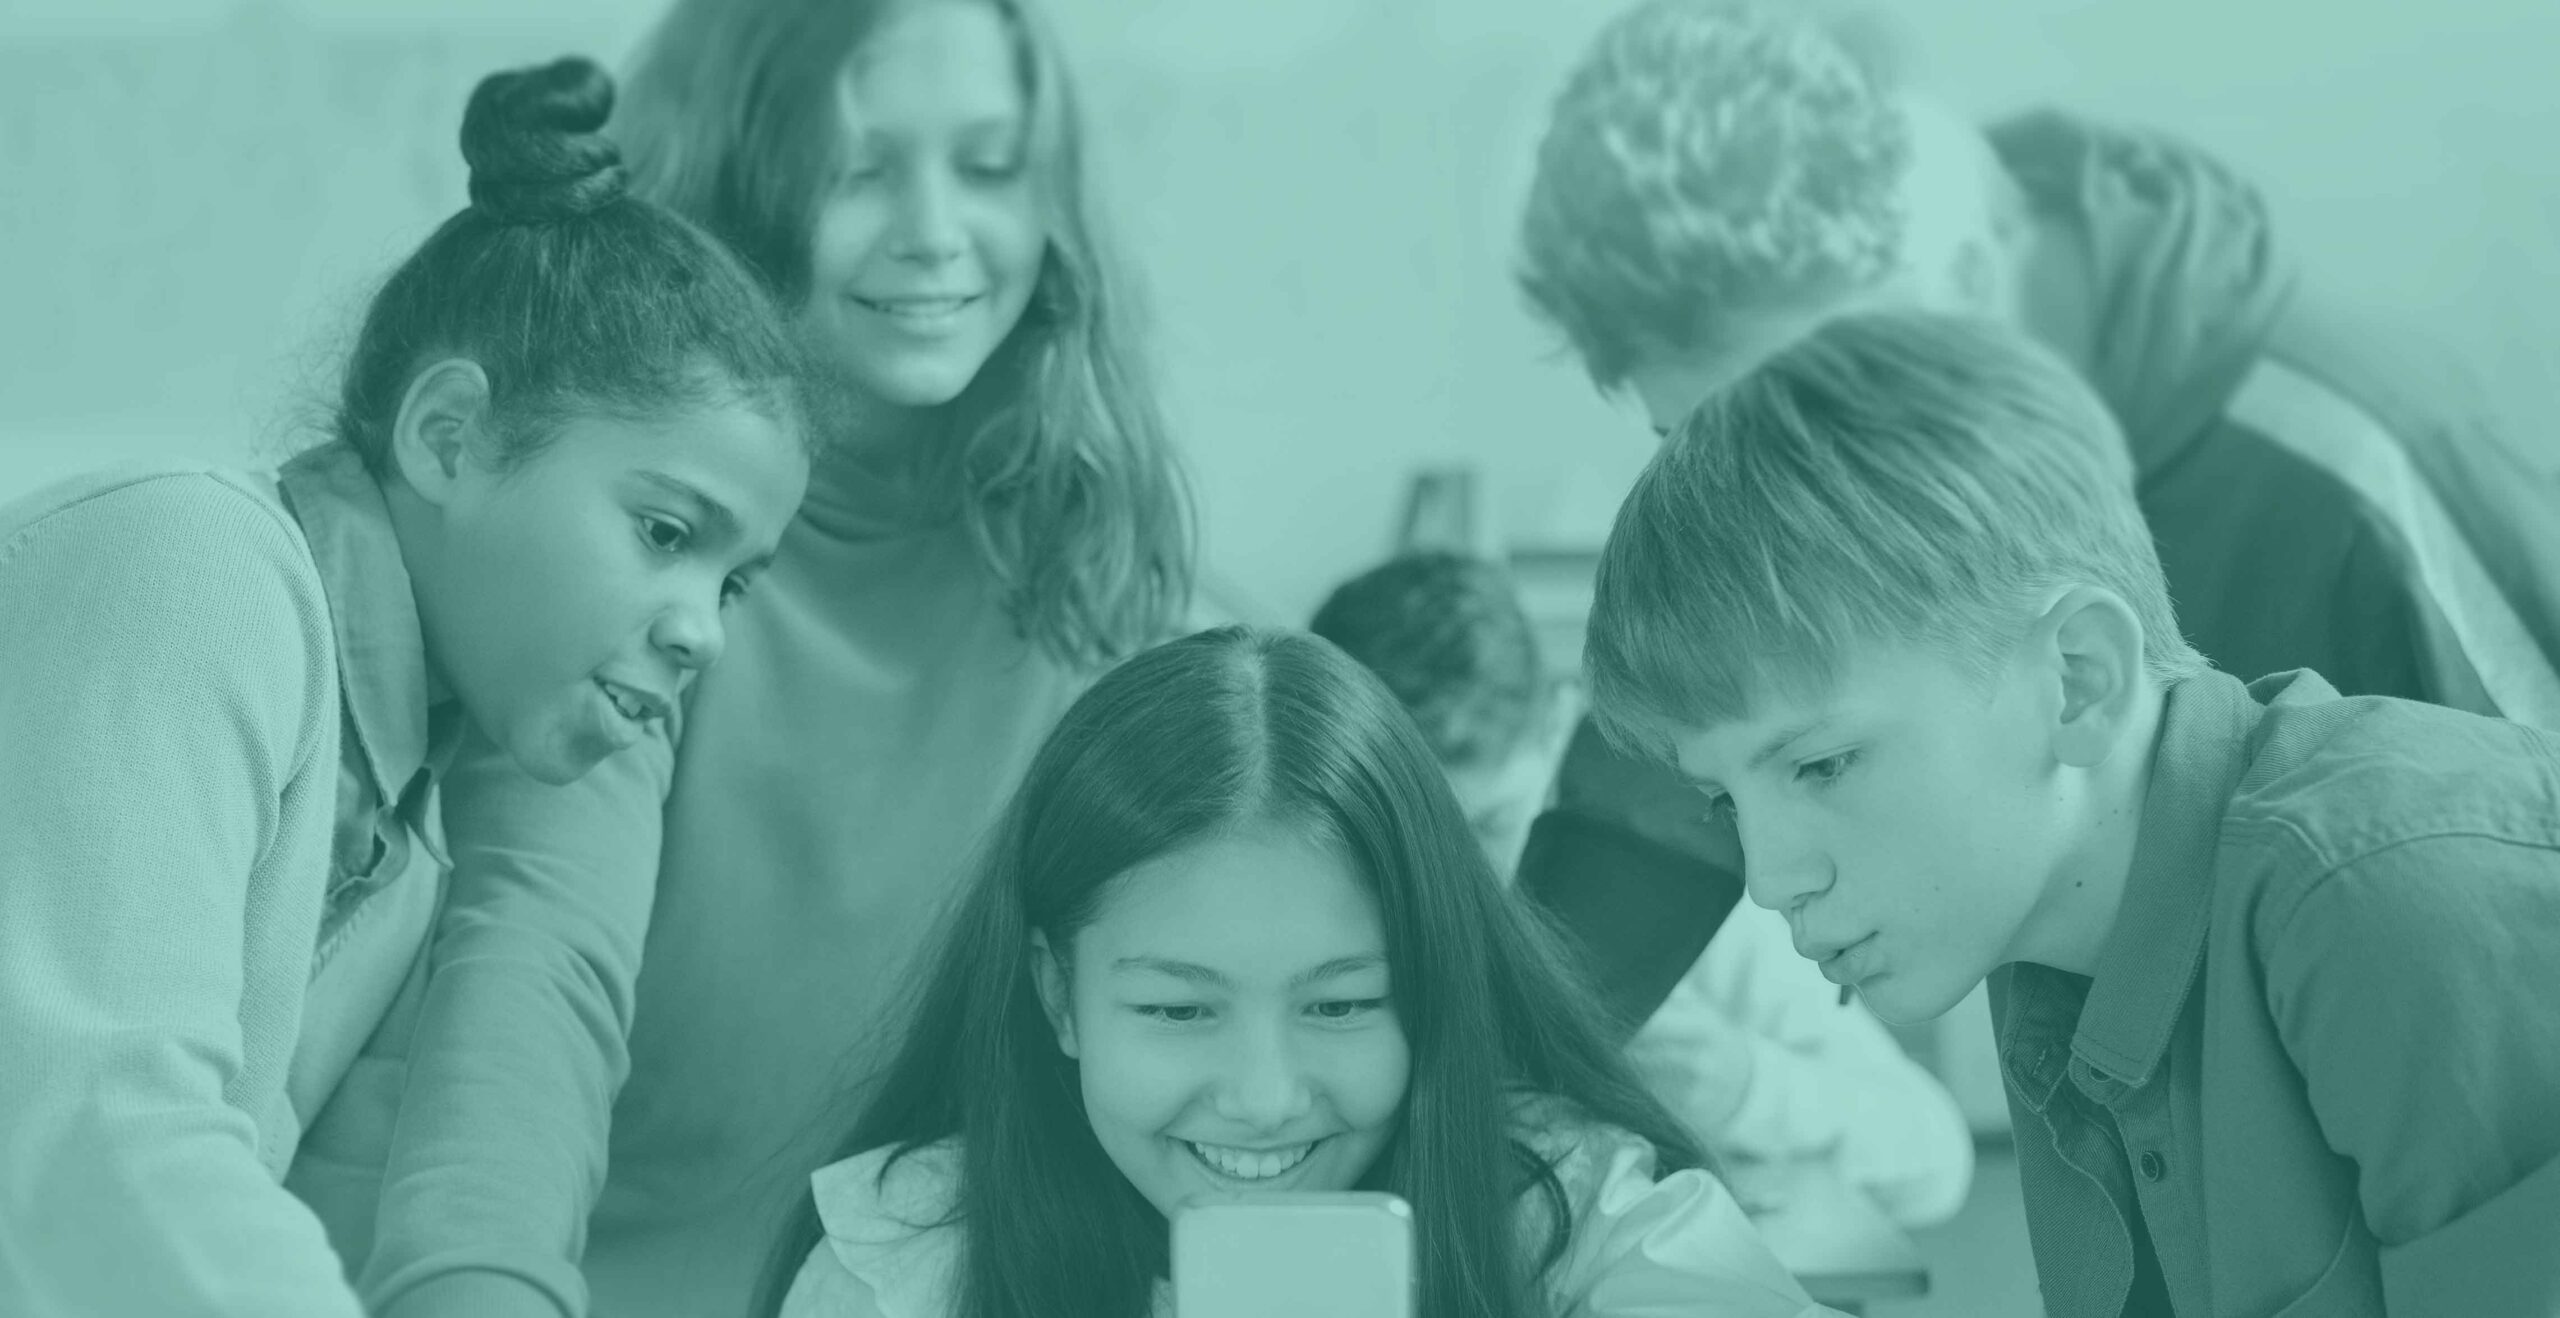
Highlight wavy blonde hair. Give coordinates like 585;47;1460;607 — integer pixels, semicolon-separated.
614;0;1193;667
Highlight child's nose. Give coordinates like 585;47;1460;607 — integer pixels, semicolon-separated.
1212;1024;1316;1132
1738;810;1832;912
651;594;727;671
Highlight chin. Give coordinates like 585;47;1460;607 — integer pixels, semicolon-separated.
855;361;983;410
500;725;597;788
1858;973;1972;1026
513;748;591;788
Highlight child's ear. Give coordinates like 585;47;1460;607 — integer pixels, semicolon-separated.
2037;586;2148;768
1029;931;1080;1060
387;358;494;507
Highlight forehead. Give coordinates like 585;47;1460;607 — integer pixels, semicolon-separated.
1669;642;2007;783
1668;687;1832;784
1085;830;1383;966
1667;643;1961;780
840;1;1025;127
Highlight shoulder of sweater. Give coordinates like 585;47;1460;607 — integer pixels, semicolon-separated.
4;465;310;578
2;466;335;766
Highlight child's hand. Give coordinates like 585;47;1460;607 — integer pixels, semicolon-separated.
1623;980;1761;1140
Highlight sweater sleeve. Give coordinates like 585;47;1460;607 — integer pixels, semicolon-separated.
0;477;358;1316
357;713;677;1318
1531;1114;1845;1317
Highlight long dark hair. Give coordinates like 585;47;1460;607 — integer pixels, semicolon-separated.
755;627;1707;1317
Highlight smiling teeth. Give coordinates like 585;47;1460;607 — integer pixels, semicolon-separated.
1188;1140;1315;1180
866;297;968;319
601;682;644;722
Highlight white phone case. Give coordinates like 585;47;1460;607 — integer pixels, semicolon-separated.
1171;1192;1416;1318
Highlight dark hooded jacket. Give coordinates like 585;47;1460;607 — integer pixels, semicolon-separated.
1526;109;2560;1040
1994;109;2560;725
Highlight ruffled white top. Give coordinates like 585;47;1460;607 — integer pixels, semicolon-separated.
778;1104;1845;1317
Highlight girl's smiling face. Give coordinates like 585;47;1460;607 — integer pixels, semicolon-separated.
796;0;1046;419
1035;825;1412;1218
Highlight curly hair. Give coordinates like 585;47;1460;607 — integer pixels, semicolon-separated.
1310;553;1548;770
1517;0;1914;388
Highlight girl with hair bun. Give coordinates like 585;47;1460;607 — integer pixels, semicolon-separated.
393;3;1196;1314
0;55;810;1318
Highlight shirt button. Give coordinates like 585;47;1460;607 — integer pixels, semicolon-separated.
2139;1151;2166;1182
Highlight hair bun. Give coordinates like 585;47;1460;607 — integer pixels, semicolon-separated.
460;56;628;225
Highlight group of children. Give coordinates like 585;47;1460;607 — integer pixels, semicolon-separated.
3;1;2555;1317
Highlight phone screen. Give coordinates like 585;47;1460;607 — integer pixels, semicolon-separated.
1171;1192;1416;1318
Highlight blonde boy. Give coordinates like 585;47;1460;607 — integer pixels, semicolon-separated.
1586;311;2560;1316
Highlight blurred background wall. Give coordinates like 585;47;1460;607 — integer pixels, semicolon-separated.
4;0;2554;620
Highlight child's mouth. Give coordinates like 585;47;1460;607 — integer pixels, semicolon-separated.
1183;1137;1320;1182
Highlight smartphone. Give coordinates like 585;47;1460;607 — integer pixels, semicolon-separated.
1171;1192;1416;1318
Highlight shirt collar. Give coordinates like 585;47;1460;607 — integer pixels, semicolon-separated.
2068;667;2263;1096
275;441;457;802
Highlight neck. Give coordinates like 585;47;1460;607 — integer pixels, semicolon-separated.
814;377;967;509
813;366;946;459
2012;682;2166;977
376;477;459;709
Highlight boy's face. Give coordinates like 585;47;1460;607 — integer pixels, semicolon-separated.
1664;638;2077;1024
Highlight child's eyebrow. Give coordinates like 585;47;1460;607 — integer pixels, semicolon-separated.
1678;715;1838;790
636;471;779;573
1289;954;1387;990
636;472;736;538
1110;954;1388;991
1112;957;1228;987
1747;716;1836;771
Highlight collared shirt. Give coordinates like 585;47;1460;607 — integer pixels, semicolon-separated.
278;440;460;966
0;441;457;1317
271;442;465;1265
1992;669;2560;1317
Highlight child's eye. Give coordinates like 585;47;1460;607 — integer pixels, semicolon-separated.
720;574;751;607
1797;750;1862;790
1309;998;1387;1023
1135;1004;1208;1025
638;515;691;555
959;157;1023;183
